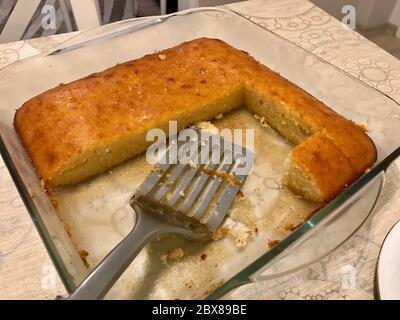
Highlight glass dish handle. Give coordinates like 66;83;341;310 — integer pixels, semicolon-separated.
47;7;233;56
48;17;163;56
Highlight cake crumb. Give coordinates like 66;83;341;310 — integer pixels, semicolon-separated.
267;239;280;249
160;248;185;264
235;230;253;248
169;248;184;260
51;198;59;209
195;121;219;135
78;249;90;268
64;222;73;238
188;160;199;170
211;227;229;241
215;113;224;120
158;54;166;60
356;122;368;132
160;254;168;264
40;179;47;191
284;223;300;231
199;167;241;186
184;280;194;289
254;114;269;127
201;280;224;298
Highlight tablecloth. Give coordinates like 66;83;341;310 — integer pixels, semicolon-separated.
1;0;400;300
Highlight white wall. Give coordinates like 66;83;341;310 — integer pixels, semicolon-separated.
310;0;397;29
389;0;400;25
198;0;242;6
389;0;400;37
361;0;397;29
310;0;358;20
178;0;399;30
178;0;243;11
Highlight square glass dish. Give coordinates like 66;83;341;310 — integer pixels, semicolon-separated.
1;8;400;299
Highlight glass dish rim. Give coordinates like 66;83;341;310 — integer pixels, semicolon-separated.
0;7;399;299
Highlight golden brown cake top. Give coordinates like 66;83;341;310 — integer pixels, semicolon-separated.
14;38;376;201
15;39;249;179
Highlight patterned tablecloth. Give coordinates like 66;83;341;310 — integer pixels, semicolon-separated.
1;0;400;300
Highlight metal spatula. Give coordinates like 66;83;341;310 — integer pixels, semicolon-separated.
66;128;253;300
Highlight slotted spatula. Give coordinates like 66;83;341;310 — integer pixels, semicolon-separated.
66;128;253;300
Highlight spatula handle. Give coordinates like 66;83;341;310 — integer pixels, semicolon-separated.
67;205;176;300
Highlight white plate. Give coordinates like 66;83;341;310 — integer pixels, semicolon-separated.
377;219;400;300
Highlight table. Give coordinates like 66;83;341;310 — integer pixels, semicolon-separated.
1;0;400;300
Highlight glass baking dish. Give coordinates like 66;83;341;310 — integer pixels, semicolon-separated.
1;8;400;299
